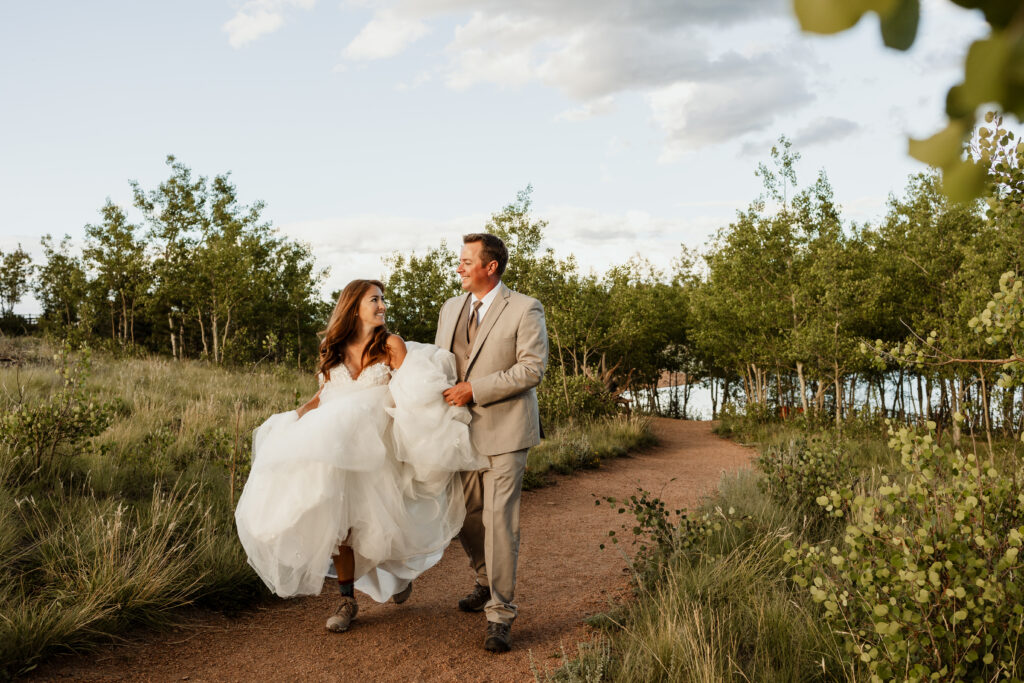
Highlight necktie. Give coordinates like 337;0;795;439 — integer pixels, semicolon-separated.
467;300;483;347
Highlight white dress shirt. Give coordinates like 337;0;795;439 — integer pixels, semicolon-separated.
470;283;501;329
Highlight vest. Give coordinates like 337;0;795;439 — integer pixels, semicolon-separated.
452;296;473;382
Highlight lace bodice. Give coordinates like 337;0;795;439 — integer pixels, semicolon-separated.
321;362;391;388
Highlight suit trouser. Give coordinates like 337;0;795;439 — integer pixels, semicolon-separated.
458;448;528;626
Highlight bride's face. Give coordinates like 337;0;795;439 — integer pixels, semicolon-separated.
357;286;386;328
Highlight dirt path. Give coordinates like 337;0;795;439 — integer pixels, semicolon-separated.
32;419;754;682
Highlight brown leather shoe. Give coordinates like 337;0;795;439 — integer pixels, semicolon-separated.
325;596;358;632
484;621;511;652
392;581;413;605
458;583;490;612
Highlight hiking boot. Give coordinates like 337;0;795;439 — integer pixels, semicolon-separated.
458;583;490;612
392;580;413;605
484;621;511;652
325;596;358;632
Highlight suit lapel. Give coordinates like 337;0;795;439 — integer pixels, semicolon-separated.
468;282;510;366
443;294;471;350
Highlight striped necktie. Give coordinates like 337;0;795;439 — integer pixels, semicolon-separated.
467;300;483;347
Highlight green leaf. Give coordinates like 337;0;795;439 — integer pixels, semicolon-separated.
793;0;867;33
954;35;1010;112
880;0;919;51
941;158;987;203
909;120;968;167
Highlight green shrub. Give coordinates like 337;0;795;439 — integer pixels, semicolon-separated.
566;471;849;682
538;367;618;427
525;415;654;488
0;346;113;482
788;421;1024;681
756;437;853;524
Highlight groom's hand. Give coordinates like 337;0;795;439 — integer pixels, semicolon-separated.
443;382;474;407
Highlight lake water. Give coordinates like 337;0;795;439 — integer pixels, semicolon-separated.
624;377;1002;423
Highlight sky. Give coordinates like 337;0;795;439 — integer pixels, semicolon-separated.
0;0;991;313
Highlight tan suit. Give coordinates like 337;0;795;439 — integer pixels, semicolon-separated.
435;282;547;625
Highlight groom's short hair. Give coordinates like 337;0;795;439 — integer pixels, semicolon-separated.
463;233;508;276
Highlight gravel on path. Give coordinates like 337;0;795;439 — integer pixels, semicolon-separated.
31;418;754;682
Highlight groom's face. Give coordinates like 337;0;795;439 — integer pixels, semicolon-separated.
458;242;497;294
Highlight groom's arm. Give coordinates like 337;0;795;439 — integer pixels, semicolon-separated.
470;299;547;407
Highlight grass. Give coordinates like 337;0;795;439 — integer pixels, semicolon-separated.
0;338;315;678
0;337;656;678
550;409;1024;682
545;469;850;682
523;415;657;490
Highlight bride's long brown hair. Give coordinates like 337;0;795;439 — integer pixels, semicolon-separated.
318;279;390;380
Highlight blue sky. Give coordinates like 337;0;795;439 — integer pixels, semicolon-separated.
0;0;990;312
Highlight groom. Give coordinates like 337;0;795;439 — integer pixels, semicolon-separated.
436;232;548;653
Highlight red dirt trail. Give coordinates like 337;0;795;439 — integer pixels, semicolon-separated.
32;419;754;682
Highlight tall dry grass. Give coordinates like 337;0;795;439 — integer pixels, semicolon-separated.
547;469;851;682
524;415;656;489
1;339;654;677
0;339;312;678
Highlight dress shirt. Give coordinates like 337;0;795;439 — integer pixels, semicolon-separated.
470;283;501;329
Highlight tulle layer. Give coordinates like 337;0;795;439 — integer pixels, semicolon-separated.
234;342;485;601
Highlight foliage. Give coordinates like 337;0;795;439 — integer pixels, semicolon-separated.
793;0;1024;201
382;243;460;342
35;235;88;333
0;339;312;677
24;156;328;365
0;345;113;477
0;244;33;316
523;414;654;489
561;470;849;682
788;422;1024;680
0;482;233;679
756;436;852;522
537;365;617;427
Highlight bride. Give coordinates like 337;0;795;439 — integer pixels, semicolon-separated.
234;279;487;633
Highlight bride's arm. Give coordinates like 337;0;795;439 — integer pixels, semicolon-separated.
386;334;407;370
296;387;322;419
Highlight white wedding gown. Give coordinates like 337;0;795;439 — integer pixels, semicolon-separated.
234;342;487;601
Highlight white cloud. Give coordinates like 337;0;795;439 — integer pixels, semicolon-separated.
335;1;812;155
278;205;733;298
343;9;430;60
278;213;483;293
556;96;615;122
223;0;317;48
650;64;814;161
794;116;861;148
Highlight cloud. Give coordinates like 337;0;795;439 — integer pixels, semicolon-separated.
739;115;862;157
223;0;317;48
344;9;430;59
334;1;811;156
793;116;861;148
278;213;484;292
556;96;615;122
277;205;734;298
650;63;814;160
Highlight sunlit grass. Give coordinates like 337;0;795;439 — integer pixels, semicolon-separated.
524;415;656;489
0;338;654;677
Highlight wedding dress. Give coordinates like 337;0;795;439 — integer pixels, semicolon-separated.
234;342;487;601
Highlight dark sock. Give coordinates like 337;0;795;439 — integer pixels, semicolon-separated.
338;580;354;597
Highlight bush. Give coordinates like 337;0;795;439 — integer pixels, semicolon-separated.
538;367;618;427
788;421;1024;681
563;471;849;682
524;415;654;489
0;346;113;483
756;436;852;524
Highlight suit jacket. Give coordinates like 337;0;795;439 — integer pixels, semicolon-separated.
435;282;548;457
